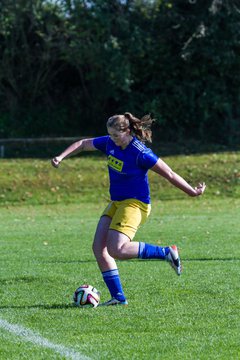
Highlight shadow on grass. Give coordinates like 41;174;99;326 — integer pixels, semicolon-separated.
43;257;240;264
183;257;240;261
41;259;96;264
135;258;240;262
0;276;39;285
0;303;76;310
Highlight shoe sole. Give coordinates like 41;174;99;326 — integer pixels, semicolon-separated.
98;300;128;307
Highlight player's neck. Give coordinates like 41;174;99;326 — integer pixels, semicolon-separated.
120;135;133;150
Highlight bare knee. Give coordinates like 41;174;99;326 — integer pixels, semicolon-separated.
108;242;128;260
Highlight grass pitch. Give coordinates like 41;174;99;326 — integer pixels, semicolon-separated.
0;153;239;359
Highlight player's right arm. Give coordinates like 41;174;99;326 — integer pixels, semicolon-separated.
51;138;96;168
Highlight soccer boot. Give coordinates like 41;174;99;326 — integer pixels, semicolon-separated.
99;298;128;306
167;245;182;276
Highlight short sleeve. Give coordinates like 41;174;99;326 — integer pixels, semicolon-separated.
137;148;158;169
93;136;109;154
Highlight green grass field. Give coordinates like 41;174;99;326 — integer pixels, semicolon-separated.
0;152;240;359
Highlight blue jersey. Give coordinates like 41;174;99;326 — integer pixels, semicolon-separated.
93;136;158;204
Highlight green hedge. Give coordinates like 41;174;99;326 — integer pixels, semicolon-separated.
0;0;239;147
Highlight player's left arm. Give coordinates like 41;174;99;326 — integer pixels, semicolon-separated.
151;158;206;197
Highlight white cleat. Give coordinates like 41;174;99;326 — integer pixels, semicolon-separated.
98;298;128;306
167;245;182;276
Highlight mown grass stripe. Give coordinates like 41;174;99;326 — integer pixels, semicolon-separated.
0;318;91;360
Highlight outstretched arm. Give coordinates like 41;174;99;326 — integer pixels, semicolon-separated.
151;158;206;197
51;138;96;168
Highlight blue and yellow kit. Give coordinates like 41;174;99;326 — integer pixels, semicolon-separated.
93;136;158;204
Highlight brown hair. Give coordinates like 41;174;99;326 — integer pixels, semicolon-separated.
107;112;154;143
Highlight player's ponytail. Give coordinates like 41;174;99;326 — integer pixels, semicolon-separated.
124;112;154;143
107;112;155;143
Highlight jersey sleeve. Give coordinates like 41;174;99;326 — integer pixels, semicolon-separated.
137;148;159;169
92;136;109;154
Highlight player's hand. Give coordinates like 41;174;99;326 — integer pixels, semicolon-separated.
193;182;206;196
51;156;62;168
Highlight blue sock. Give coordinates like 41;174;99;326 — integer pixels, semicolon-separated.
138;242;170;260
102;269;126;301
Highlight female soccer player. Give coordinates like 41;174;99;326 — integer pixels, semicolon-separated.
51;112;206;306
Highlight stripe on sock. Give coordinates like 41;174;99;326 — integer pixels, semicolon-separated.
138;242;145;258
102;269;119;278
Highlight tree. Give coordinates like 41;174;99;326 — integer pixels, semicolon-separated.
0;0;68;136
0;0;239;147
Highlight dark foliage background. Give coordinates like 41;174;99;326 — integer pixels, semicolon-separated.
0;0;240;149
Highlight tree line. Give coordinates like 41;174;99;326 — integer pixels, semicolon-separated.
0;0;239;148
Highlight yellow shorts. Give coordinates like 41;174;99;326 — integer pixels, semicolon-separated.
102;199;151;240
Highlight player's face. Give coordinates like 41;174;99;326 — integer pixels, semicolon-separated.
107;127;131;148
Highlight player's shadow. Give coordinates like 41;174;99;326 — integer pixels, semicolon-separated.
42;259;96;264
0;303;75;310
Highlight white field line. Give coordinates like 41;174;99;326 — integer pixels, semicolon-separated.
0;318;91;360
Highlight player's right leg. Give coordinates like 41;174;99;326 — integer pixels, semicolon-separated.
92;214;127;305
92;215;116;271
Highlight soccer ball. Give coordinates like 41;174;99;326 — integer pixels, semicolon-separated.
73;284;100;308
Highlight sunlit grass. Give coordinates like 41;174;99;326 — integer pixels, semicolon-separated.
0;195;239;359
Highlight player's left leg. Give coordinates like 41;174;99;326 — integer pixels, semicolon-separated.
107;200;182;275
107;229;181;276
